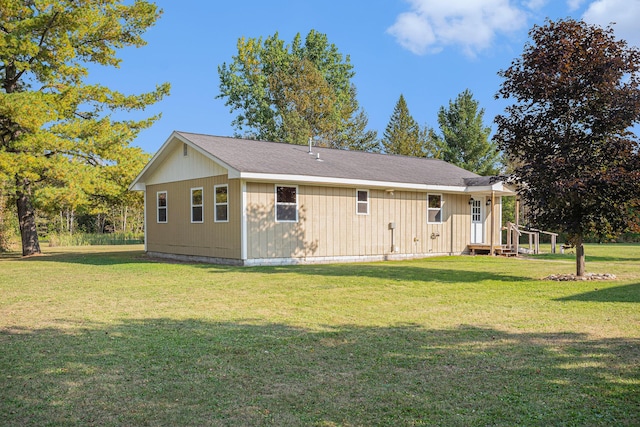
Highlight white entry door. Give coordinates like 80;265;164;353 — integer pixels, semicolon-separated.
471;198;484;244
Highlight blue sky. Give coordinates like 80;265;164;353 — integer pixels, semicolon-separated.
94;0;640;154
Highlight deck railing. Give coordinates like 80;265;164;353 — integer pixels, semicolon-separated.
504;222;559;254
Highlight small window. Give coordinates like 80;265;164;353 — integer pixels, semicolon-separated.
276;185;298;222
157;191;167;223
183;143;188;156
215;185;228;222
427;194;442;223
356;190;369;215
191;187;203;223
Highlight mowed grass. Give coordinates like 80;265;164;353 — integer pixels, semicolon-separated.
1;244;639;426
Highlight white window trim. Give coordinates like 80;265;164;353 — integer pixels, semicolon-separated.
427;193;443;224
356;189;369;215
157;191;167;223
214;184;229;223
275;184;298;223
191;187;204;223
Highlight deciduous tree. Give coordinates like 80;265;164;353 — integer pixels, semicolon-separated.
495;19;640;276
218;30;377;148
0;0;169;255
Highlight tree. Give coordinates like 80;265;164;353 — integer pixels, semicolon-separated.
0;0;169;256
382;94;435;157
494;18;640;276
218;30;377;148
436;89;501;175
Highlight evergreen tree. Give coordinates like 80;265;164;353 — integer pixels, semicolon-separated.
436;89;501;175
382;95;428;156
0;0;169;255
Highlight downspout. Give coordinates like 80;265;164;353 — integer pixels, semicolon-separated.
143;186;148;252
241;180;247;262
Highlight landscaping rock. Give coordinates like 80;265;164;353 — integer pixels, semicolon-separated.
543;273;617;281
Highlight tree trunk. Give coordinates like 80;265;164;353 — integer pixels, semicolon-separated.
16;179;41;256
576;234;585;277
0;185;8;252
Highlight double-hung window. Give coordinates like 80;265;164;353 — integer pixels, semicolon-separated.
427;194;443;223
191;187;203;223
275;185;298;222
157;191;167;223
356;189;369;215
215;185;228;222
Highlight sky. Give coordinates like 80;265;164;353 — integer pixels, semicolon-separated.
93;0;640;154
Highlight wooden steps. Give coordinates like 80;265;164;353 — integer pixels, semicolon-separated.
468;244;518;256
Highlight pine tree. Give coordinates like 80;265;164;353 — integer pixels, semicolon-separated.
382;95;427;156
0;0;169;255
437;89;501;175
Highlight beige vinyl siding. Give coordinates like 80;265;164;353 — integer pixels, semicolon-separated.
143;140;227;186
146;176;241;259
245;183;476;260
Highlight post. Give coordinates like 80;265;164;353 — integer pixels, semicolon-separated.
576;235;585;277
489;191;495;255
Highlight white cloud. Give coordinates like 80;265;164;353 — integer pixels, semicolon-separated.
582;0;640;47
387;0;529;56
567;0;586;11
525;0;548;10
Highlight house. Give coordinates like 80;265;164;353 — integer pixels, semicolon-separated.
129;131;515;266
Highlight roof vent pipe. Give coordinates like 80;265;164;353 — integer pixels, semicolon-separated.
316;152;323;162
308;136;313;155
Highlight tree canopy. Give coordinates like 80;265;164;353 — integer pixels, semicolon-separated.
494;18;640;276
217;30;377;149
436;89;501;176
381;94;439;157
0;0;169;255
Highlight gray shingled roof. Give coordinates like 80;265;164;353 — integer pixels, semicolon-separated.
178;131;483;187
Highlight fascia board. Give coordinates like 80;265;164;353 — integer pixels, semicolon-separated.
129;131;179;191
236;172;469;193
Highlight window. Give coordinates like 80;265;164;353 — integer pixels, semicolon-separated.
356;189;369;215
183;143;188;156
157;191;167;223
215;185;228;222
276;185;297;222
427;194;442;223
191;187;203;223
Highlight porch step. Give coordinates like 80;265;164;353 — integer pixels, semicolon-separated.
495;246;518;256
468;244;518;256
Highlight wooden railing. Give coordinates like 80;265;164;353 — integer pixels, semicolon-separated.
504;222;559;254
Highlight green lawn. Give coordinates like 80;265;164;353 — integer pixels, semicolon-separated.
1;244;638;426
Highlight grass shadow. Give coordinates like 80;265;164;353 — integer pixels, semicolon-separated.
0;247;148;266
269;263;528;283
194;261;530;284
1;319;638;426
556;283;640;303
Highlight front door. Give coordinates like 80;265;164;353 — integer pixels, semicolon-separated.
471;198;484;244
